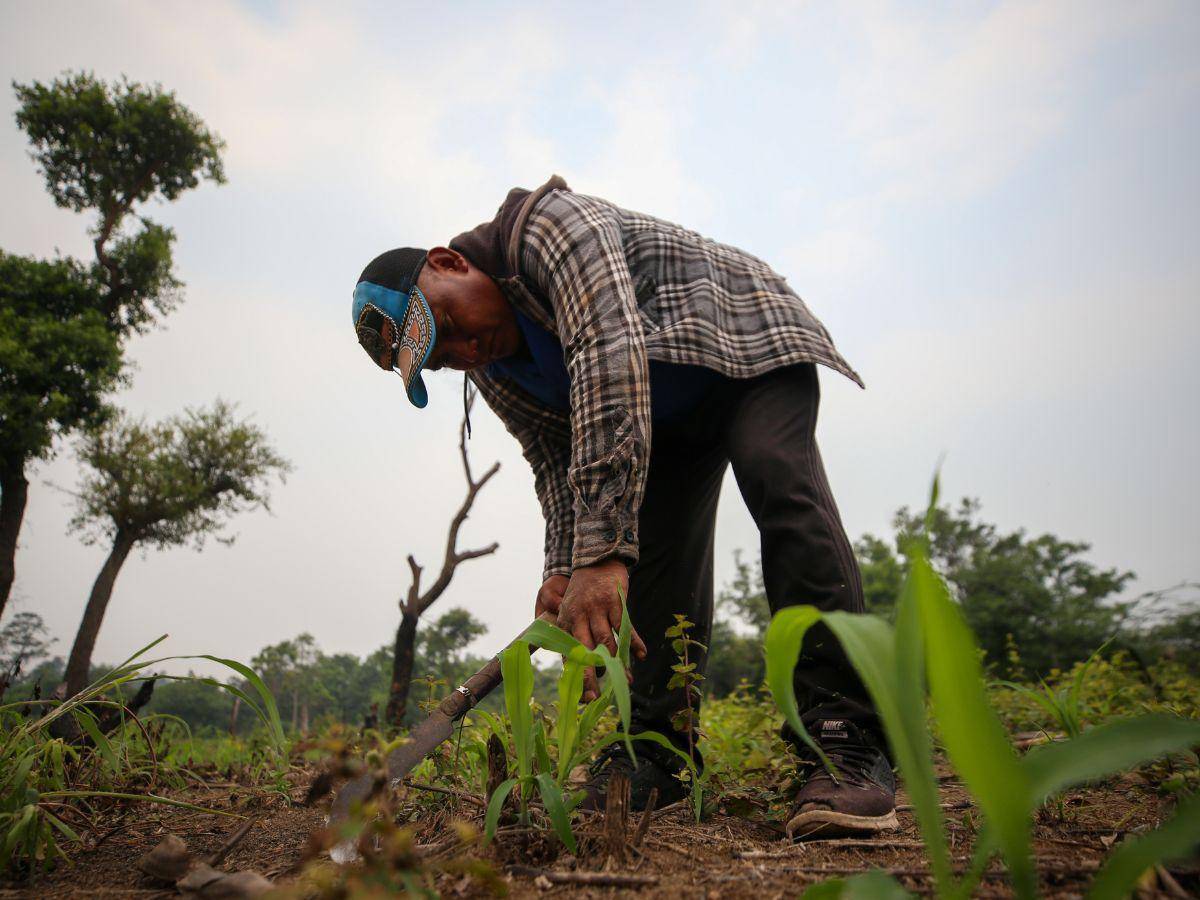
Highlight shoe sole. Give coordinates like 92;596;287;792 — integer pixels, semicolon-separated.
785;809;900;841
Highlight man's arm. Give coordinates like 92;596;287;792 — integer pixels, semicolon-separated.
519;192;652;694
469;369;574;581
519;191;651;572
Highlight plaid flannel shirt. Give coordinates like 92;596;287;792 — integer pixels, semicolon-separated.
467;188;862;582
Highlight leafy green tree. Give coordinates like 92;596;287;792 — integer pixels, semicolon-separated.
879;498;1134;676
855;532;904;620
62;401;290;695
3;72;224;615
706;552;769;696
418;608;488;675
0;253;122;617
0;611;57;674
13;72;225;335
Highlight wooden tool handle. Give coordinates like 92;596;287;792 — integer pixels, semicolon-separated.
436;611;558;721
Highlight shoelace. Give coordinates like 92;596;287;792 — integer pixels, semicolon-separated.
801;744;880;787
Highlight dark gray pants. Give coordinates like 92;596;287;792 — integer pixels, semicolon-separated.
626;364;879;757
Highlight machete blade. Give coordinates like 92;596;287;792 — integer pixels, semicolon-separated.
327;709;456;863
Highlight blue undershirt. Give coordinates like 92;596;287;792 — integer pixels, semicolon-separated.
487;309;721;425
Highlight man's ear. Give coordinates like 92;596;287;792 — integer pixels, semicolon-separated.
425;246;468;275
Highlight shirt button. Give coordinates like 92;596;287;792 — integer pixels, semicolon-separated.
623;529;635;542
603;528;616;542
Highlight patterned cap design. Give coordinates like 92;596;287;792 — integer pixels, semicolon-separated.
351;248;437;409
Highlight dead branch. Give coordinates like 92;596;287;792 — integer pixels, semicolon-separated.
206;816;258;867
603;772;631;861
402;390;501;618
632;787;658;849
401;778;486;809
387;389;501;725
508;865;659;887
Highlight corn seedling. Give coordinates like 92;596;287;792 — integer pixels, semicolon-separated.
482;603;697;853
0;635;286;875
765;475;1200;900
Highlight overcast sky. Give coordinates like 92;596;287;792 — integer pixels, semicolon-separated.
1;1;1197;677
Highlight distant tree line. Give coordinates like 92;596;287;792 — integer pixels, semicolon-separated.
706;497;1199;695
5;495;1195;734
7;495;1194;736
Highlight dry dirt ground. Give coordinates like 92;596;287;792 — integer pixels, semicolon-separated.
2;762;1194;899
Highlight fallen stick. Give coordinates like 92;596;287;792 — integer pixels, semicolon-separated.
401;778;486;809
206;816;258;868
631;787;658;849
508;865;659;887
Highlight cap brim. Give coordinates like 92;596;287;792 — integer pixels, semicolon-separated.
394;286;437;409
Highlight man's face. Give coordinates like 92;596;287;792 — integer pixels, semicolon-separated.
418;247;522;372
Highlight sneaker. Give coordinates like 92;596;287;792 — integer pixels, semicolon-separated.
579;741;689;812
786;718;898;840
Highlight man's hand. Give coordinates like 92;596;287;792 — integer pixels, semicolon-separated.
557;559;648;701
535;574;569;619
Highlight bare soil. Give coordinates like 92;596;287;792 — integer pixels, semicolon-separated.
2;762;1193;899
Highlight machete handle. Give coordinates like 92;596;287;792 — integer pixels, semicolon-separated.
436;610;558;721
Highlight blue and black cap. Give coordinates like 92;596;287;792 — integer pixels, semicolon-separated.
352;248;437;408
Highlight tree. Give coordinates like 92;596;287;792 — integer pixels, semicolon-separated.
706;551;769;696
144;674;235;734
0;611;57;673
13;72;225;335
418;608;488;677
854;533;905;620
62;401;290;696
386;392;500;726
251;634;324;735
3;72;225;615
0;253;123;616
863;498;1135;676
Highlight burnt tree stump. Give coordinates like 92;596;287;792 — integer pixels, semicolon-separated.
603;772;631;861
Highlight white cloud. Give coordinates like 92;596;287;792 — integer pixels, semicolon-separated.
844;0;1160;202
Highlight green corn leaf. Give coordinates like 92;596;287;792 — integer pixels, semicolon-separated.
1088;793;1200;900
593;646;633;759
569;687;615;771
801;870;914;899
483;777;519;844
594;729;696;776
763;606;831;769
556;657;586;783
888;566;951;889
192;655;286;751
521;620;582;656
500;642;535;780
535;772;578;853
617;587;633;667
824;598;953;893
910;555;1035;900
1022;715;1200;804
533;717;552;776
